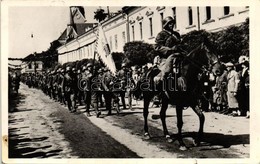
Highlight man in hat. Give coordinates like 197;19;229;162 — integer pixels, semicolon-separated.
153;16;184;84
225;62;240;116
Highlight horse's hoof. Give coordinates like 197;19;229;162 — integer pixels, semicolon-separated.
166;135;173;143
179;146;188;151
144;133;150;140
193;139;201;147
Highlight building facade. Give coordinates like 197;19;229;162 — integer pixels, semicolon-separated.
21;61;43;74
58;6;249;65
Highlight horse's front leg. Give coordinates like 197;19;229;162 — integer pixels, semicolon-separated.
176;104;187;150
143;92;152;139
160;94;172;142
192;105;205;146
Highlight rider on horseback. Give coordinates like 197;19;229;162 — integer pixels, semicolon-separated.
153;16;185;86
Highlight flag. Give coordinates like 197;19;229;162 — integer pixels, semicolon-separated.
95;23;116;75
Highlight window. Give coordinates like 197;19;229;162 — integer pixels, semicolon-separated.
139;22;143;40
115;34;118;50
172;7;177;28
122;31;126;44
206;6;211;20
188;7;193;25
160;12;164;29
132;25;135;41
28;63;32;69
149;17;153;37
224;6;230;15
35;63;39;69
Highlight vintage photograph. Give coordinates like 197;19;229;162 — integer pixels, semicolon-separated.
4;3;252;161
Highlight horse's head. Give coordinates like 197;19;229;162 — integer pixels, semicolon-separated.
201;43;223;75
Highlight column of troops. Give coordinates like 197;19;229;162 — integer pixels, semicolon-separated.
21;63;148;117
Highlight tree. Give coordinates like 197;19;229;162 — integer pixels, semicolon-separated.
123;41;154;67
94;8;108;22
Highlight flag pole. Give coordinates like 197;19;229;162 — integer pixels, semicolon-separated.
92;51;97;75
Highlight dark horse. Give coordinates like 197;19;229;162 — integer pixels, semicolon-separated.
140;41;222;150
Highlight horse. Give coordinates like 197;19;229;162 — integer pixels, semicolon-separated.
139;41;223;151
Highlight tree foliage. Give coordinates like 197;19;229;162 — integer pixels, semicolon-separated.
94;9;108;22
123;18;249;65
123;41;154;67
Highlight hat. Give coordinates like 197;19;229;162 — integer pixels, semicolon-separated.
77;70;81;74
225;62;234;67
162;16;175;28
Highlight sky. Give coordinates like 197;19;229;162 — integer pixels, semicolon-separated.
8;6;122;63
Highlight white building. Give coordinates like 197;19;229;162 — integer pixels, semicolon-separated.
21;61;43;74
57;6;249;65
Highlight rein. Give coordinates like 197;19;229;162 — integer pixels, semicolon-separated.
181;44;218;73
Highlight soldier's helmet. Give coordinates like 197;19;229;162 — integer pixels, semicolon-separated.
77;70;81;74
162;16;175;28
87;63;93;68
82;66;87;71
66;66;71;72
72;67;76;72
98;68;103;74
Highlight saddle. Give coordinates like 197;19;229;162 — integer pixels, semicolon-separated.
147;64;187;92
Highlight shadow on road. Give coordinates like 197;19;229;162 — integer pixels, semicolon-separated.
181;131;249;149
9;93;26;113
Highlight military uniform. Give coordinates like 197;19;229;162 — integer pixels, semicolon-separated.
82;63;101;117
62;67;78;112
117;63;136;110
102;69;120;115
154;16;183;83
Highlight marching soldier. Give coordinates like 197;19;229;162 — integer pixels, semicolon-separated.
117;63;136;110
62;66;77;113
76;69;83;106
82;63;101;117
101;68;120;115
